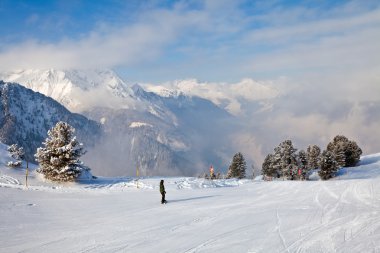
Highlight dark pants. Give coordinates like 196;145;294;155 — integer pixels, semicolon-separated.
161;192;166;203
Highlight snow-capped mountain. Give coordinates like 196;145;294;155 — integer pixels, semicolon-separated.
0;69;237;176
0;81;101;161
83;85;234;177
0;69;137;112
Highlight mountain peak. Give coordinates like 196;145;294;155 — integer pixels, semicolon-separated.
144;85;184;98
0;69;136;112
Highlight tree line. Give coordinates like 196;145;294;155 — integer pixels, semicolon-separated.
261;135;362;180
7;120;363;182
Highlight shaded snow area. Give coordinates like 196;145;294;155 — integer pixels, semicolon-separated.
1;148;380;252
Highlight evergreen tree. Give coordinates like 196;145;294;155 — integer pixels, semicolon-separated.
345;140;362;167
284;164;298;180
35;121;89;182
307;145;321;170
318;150;338;180
226;152;247;179
7;144;25;160
262;154;276;177
334;142;346;168
297;149;308;179
262;140;297;179
326;135;362;167
279;140;297;177
271;146;282;177
7;144;25;168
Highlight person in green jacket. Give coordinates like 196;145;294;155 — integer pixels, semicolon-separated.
160;180;166;204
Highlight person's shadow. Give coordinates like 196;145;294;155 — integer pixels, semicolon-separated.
168;195;217;203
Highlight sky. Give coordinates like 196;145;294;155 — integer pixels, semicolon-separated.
0;0;380;166
0;0;379;82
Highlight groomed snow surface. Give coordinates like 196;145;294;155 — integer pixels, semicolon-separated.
1;146;380;252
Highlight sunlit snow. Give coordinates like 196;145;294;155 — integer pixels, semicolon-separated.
1;143;380;252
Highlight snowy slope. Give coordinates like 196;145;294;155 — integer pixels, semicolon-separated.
1;148;380;253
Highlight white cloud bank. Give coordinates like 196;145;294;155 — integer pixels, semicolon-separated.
143;78;281;115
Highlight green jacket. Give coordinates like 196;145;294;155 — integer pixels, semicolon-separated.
160;183;165;194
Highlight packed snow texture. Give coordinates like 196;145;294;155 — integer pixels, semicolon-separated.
1;142;380;252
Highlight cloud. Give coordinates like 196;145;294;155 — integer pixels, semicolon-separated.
143;78;280;115
246;8;380;44
0;6;203;70
0;22;175;69
2;1;378;82
0;1;246;71
262;103;380;153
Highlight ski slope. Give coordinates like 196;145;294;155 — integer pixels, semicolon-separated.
1;146;380;252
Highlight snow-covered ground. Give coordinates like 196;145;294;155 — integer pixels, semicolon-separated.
1;143;380;252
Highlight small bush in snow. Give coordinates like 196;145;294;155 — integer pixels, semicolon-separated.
35;121;89;182
7;144;24;168
7;144;25;160
7;161;22;168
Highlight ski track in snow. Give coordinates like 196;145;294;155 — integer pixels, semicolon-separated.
276;208;289;253
0;174;21;186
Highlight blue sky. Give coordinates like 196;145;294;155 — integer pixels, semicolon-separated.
0;0;379;82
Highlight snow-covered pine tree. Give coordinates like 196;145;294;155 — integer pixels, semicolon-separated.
306;145;321;170
35;121;89;182
226;152;247;179
318;150;338;180
327;135;348;151
326;135;362;167
279;140;297;178
263;140;297;179
334;142;346;168
262;153;277;178
297;149;308;180
7;144;25;160
7;144;25;168
271;146;283;177
285;164;298;180
345;140;362;167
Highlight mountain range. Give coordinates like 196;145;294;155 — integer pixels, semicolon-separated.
0;80;101;162
0;69;242;176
